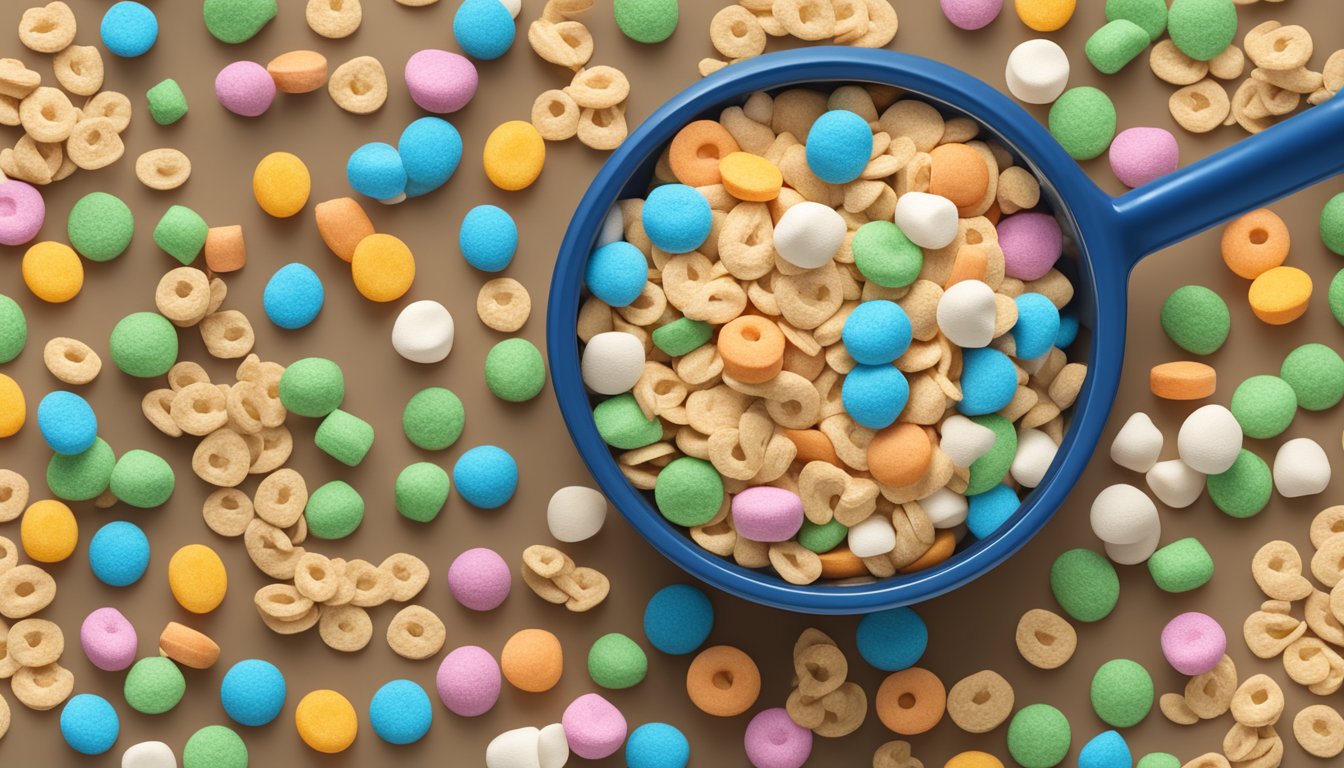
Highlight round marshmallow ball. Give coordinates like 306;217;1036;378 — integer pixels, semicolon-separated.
1011;428;1059;489
998;212;1063;281
547;485;608;542
391;300;455;364
731;487;805;543
369;679;433;745
1109;127;1179;188
894;192;959;249
848;514;897;558
437;645;501;717
941;0;1003;29
263;263;324;329
60;694;119;755
459;205;517;272
1273;437;1331;498
81;606;137;672
100;1;158;57
642;184;712;254
1161;612;1226;676
1177;404;1243;475
1110;412;1163;473
957;347;1018;415
643;584;713;655
585;241;647;307
405;50;478;113
563;693;628;760
215;61;275;117
923;488;970;528
122;741;176;768
452;445;518;509
940;414;997;468
842;363;910;429
627;723;690;768
805;109;873;184
842;300;912;365
88;521;150;587
1090;483;1159;545
452;0;516;60
37;390;98;455
744;707;812;768
399;117;464;197
448;547;512;611
1145;459;1205;508
0;180;45;247
220;659;286;727
1012;292;1061;359
582;331;646;395
774;201;846;269
346;142;407;202
937;279;997;349
1005;38;1070;104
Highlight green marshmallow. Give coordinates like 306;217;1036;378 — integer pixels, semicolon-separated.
124;657;186;714
305;480;364;539
798;518;847;554
484;338;546;403
613;0;678;44
1105;0;1167;41
315;409;374;467
47;437;115;501
402;387;465;450
1085;19;1151;75
1229;375;1296;439
1323;193;1344;256
183;725;248;768
652;317;712;357
1160;285;1229;355
1050;548;1119;622
852;221;922;288
1329;269;1344;328
1167;0;1237;61
966;414;1016;496
154;205;208;265
1147;537;1213;593
654;457;724;527
109;312;178;378
1007;703;1071;768
67;192;134;262
1137;754;1181;768
395;462;450;523
110;449;175;508
1281;343;1344;411
587;632;648;689
146;79;188;125
0;294;26;364
593;393;661;450
278;357;344;418
1048;87;1117;161
1090;658;1153;728
202;0;278;44
1207;449;1271;518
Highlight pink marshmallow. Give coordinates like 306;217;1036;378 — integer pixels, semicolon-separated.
998;211;1063;281
80;607;137;672
561;693;627;760
1109;127;1180;189
744;708;812;768
447;547;511;611
437;645;501;717
1161;611;1226;676
940;0;1004;30
0;180;44;246
732;486;805;543
405;49;478;114
216;61;276;117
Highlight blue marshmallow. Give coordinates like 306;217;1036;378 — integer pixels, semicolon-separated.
841;364;909;430
452;445;518;509
60;694;119;755
263;263;324;330
805;109;874;184
100;2;158;57
369;679;433;745
856;607;927;671
88;521;150;587
459;204;517;272
842;300;912;365
347;142;407;201
37;390;97;455
967;484;1020;539
399;117;463;198
1056;308;1079;348
453;0;516;60
1012;292;1062;360
220;659;286;727
958;347;1018;416
585;241;647;307
642;184;712;254
1079;730;1132;768
626;723;691;768
643;584;713;655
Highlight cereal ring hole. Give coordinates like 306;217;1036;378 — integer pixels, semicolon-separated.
713;670;735;689
1249;228;1268;245
972;688;991;705
62;347;85;363
1035;629;1058;646
15;580;35;597
405;622;424;637
209;454;230;469
1188;92;1212;112
0;487;11;504
1251;688;1268;705
898;692;917;709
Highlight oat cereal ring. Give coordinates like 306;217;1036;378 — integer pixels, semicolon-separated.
198;310;254;360
202;488;253;537
814;681;868;737
255;584;314;621
166;361;209;392
1252;66;1323;95
577;105;629;151
135;148;191;191
1313;507;1344;548
1150;39;1209;85
476;277;532;333
793;641;847;699
306;0;361;38
710;6;766;60
193;428;251;487
1229;674;1283;727
319;604;372;652
873;740;921;768
1294;704;1344;758
259;604;320;635
250;425;293;475
155;267;211;327
772;0;836;40
19;87;77;144
253;469;307;528
1015;608;1076;669
141;388;181;437
328;56;387;114
566;66;630;110
1231;79;1276;134
289;553;334;602
876;667;946;735
555;566;610;612
686;645;761;716
1245;24;1312;71
42;337;100;385
531;89;580;140
172;382;229;436
346;559;393;607
529;20;594;71
1185;655;1237;719
10;662;72;710
380;553;430;602
386;605;446;660
946;670;1014;734
223;380;266;434
0;535;17;573
65;117;124;171
1284;637;1337;686
1169;79;1231;134
1160;692;1199;725
0;565;55;619
53;46;103;97
19;3;76;54
1251;540;1314;601
6;618;62;667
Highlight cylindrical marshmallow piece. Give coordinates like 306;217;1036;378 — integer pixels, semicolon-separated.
937;279;997;349
894;192;959;249
1011;428;1058;489
922;488;969;529
1005;39;1070;104
122;741;177;768
940;414;997;468
1103;524;1161;566
1090;483;1159;545
486;726;542;768
1145;460;1204;508
1177;404;1243;475
1110;412;1163;473
392;300;455;363
773;201;846;269
546;486;607;542
848;514;897;558
537;723;569;768
1273;437;1330;498
581;331;646;395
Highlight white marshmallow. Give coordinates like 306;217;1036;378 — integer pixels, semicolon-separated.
1011;428;1059;489
922;488;969;529
1177;404;1243;475
940;415;997;468
1005;39;1070;104
1273;438;1331;498
547;486;608;542
894;192;959;249
122;742;177;768
1090;483;1159;545
1110;412;1163;473
487;727;542;768
500;0;523;18
595;204;624;248
848;514;897;558
773;201;846;269
937;279;997;349
538;723;569;768
391;300;455;364
1145;459;1205;508
581;331;646;395
1104;524;1161;566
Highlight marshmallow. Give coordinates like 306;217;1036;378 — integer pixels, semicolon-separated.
922;488;969;529
894;191;959;249
1145;459;1205;508
1011;428;1059;488
121;741;176;768
937;279;997;349
547;486;608;542
1104;524;1161;566
1090;483;1159;545
773;201;846;269
1273;437;1331;498
581;331;646;395
595;204;624;248
1177;404;1243;474
538;723;569;768
486;726;543;768
940;414;997;467
1005;39;1070;104
1110;412;1163;473
848;514;897;558
391;300;455;363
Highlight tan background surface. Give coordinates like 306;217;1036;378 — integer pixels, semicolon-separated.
1;0;1342;765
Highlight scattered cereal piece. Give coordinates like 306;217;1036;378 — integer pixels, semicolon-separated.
386;605;445;660
1273;437;1330;498
946;669;1014;733
328;56;387;114
306;0;361;38
0;470;29;521
477;278;531;333
295;690;358;753
100;1;157;57
437;645;501;716
1005;39;1070;104
136;148;192;191
1016;608;1076;669
53;45;102;96
1294;705;1344;759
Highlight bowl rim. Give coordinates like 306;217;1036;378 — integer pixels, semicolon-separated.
546;47;1127;614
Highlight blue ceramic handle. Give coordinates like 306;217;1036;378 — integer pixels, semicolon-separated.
1112;92;1344;266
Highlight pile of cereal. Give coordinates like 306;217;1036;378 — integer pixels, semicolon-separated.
576;84;1087;585
697;0;900;77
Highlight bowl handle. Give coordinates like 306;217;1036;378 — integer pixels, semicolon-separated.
1109;93;1344;269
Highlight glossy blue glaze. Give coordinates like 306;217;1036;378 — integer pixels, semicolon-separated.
547;48;1344;614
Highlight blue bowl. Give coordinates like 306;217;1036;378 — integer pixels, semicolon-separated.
548;48;1344;614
